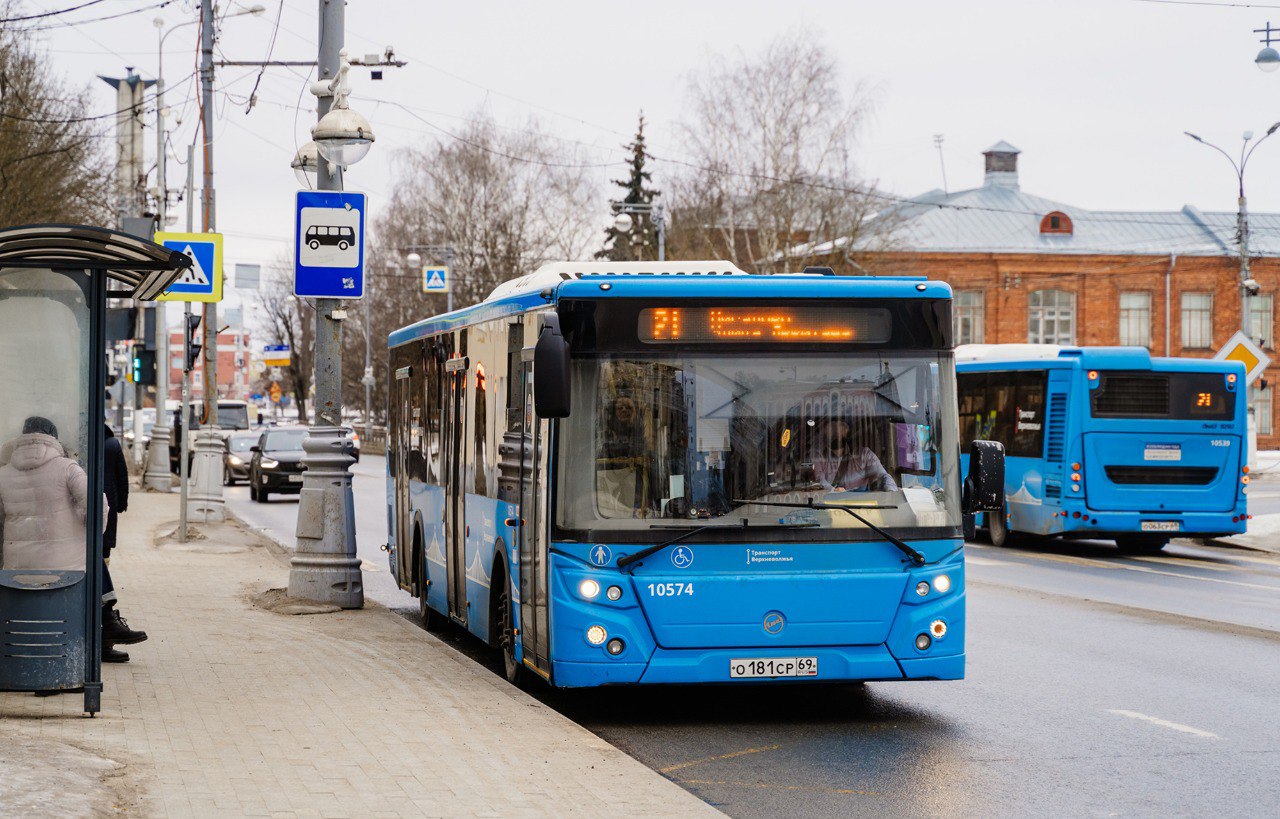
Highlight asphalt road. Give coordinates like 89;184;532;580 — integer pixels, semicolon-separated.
226;455;1280;817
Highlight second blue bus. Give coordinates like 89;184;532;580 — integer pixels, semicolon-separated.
957;344;1249;553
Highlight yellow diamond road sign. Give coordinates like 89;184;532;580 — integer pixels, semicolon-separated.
1214;330;1270;385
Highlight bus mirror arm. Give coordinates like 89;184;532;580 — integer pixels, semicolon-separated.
963;440;1006;516
533;314;571;419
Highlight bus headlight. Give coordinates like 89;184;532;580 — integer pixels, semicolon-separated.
585;625;607;646
915;581;930;597
579;579;600;599
933;574;951;594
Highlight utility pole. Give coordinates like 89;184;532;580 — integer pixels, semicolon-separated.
144;39;173;491
188;0;225;523
288;0;363;608
179;144;195;542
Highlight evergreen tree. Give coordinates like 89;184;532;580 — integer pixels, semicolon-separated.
597;113;660;261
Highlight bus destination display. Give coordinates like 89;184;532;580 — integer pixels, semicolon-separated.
638;306;891;344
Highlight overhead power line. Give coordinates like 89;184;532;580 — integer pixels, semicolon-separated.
1131;0;1280;9
24;0;177;31
0;0;106;24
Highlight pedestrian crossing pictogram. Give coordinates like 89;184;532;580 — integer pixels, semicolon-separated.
154;232;223;303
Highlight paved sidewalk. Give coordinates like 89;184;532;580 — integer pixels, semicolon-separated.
0;491;720;818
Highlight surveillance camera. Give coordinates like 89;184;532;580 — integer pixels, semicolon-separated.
1243;278;1262;296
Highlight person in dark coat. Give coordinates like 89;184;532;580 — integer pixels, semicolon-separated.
102;425;146;662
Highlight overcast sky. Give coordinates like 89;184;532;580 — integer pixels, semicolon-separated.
28;0;1280;319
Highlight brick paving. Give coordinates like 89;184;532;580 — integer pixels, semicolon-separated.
0;491;720;817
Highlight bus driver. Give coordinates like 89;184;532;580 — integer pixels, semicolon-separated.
806;418;898;492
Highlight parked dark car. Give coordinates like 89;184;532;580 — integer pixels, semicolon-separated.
249;427;308;502
223;431;259;486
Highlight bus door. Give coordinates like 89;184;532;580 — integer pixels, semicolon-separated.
518;352;551;676
443;334;469;624
393;363;414;585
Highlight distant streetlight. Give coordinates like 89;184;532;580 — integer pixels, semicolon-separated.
610;201;666;261
1256;22;1280;71
291;141;319;188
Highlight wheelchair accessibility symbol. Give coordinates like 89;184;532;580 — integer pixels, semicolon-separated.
670;546;694;569
590;544;612;566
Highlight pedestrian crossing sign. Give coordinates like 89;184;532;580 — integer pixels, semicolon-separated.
422;265;449;294
153;231;224;303
1214;330;1270;385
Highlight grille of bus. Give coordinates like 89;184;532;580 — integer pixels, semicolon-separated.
1103;465;1218;485
1045;393;1068;461
1093;375;1169;416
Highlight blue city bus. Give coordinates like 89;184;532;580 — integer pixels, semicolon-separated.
385;262;1003;688
957;345;1249;554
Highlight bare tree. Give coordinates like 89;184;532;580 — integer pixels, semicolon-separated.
666;31;891;273
255;262;314;421
0;5;112;225
348;112;600;416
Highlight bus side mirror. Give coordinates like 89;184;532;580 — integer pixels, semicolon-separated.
533;314;571;419
962;439;1005;515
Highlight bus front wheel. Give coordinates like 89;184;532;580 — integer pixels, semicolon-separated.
1116;536;1167;555
988;507;1011;547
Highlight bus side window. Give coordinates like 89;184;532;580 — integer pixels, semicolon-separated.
425;337;442;483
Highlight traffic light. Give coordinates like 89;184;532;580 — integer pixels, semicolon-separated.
131;350;157;386
184;313;203;372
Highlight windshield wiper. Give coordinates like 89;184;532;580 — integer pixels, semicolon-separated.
616;519;817;574
731;498;926;567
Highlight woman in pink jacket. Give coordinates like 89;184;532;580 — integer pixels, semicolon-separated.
0;416;91;571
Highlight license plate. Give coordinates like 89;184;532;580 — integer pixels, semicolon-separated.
729;657;818;679
1141;520;1179;532
288;474;303;483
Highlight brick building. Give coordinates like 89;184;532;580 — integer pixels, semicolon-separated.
165;327;252;403
814;141;1280;447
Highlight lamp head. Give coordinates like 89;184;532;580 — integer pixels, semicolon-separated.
1258;46;1280;72
290;141;320;189
312;106;375;167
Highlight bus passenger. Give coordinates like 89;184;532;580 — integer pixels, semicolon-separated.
808;419;898;492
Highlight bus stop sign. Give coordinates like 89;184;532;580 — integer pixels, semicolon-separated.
1214;330;1270;385
294;190;366;299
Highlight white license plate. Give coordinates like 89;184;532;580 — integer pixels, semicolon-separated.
1141;520;1179;532
288;474;303;483
729;657;818;679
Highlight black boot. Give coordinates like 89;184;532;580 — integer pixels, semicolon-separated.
103;607;147;645
102;643;130;663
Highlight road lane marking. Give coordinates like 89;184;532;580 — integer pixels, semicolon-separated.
1107;709;1219;738
360;559;384;573
679;778;878;796
660;743;782;774
974;546;1280;591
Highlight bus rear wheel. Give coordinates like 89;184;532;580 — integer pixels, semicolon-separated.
498;584;525;687
1116;536;1167;555
988;507;1011;547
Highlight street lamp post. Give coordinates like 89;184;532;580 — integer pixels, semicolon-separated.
611;201;666;261
287;23;374;607
1185;124;1280;469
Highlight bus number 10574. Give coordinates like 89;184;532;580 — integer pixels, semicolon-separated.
647;582;694;597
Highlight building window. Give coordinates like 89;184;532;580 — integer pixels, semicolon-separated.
1028;289;1076;345
1181;292;1213;350
1039;211;1073;234
1249;294;1274;349
954;290;985;345
1118;292;1152;348
1253;384;1273;436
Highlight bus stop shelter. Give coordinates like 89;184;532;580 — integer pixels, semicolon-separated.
0;224;188;714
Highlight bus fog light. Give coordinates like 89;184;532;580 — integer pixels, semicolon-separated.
606;638;625;655
606;585;623;601
915;633;932;651
930;619;948;638
915;581;930;596
585;625;607;645
579;579;600;599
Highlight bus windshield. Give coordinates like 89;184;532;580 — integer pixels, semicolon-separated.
217;404;250;430
557;353;961;540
